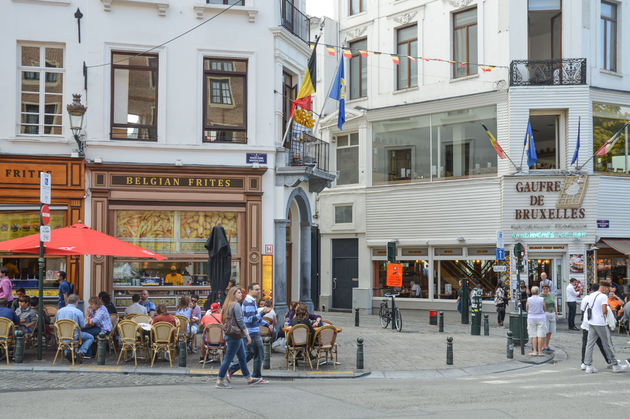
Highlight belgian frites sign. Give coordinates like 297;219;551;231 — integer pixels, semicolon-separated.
111;175;244;189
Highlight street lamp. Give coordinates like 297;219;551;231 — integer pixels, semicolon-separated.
66;93;87;156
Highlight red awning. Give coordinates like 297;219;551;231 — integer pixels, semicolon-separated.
601;238;630;257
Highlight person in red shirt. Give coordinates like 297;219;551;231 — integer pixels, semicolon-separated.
152;304;177;328
200;302;223;363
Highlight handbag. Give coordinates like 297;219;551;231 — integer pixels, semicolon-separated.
222;303;243;339
606;305;618;331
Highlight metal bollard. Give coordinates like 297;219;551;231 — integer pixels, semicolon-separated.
438;311;444;332
97;332;107;365
15;330;24;364
179;340;187;367
483;314;489;336
263;336;271;370
446;337;453;365
507;331;514;359
356;337;364;369
355;308;360;327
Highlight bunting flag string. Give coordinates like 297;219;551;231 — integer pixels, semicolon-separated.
308;41;504;72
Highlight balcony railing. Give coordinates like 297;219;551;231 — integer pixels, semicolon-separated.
280;0;310;44
289;133;329;172
509;58;587;86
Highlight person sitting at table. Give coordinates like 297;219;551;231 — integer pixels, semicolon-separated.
125;294;148;315
164;265;184;286
284;301;298;327
258;299;277;327
290;304;316;347
200;302;222;363
175;296;198;335
83;296;113;338
15;295;37;334
608;291;624;320
55;294;93;362
0;298;19;325
11;288;25;311
190;294;201;333
410;281;421;298
98;291;117;315
139;290;156;318
152;303;177;328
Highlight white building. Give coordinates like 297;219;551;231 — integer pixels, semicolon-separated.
0;0;333;315
314;0;630;316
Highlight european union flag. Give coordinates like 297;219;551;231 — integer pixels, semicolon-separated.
524;120;537;168
571;117;581;166
329;58;345;130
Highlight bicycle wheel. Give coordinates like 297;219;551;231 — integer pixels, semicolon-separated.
395;309;403;332
379;304;390;328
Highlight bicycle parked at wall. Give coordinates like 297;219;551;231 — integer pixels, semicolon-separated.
379;291;402;332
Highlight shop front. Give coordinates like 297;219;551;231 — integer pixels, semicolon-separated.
87;164;265;311
0;155;85;303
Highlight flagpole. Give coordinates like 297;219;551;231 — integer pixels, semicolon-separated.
572;116;581;169
313;54;343;134
519;119;528;172
576;121;630;171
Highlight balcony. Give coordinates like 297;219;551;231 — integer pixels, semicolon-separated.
276;133;335;193
509;58;587;86
280;0;310;44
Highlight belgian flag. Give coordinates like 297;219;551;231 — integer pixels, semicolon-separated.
296;36;319;100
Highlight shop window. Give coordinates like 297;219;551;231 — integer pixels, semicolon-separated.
349;0;363;16
528;0;561;61
593;102;630;173
203;58;247;143
601;1;617;72
336;133;359;185
453;8;477;78
396;25;418;90
373;260;429;298
0;210;65;241
596;256;627;283
349;38;367;99
435;260;497;299
334;205;352;224
18;44;64;135
111;52;158;141
527;114;559;170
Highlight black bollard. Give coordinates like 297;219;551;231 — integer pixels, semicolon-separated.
355;308;360;327
483;314;489;336
356;337;364;369
263;336;271;370
446;336;453;365
438;311;444;332
15;330;24;363
507;331;514;359
97;332;107;365
179;340;187;367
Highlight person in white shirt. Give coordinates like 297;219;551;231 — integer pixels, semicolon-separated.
583;280;627;373
566;278;582;330
125;294;148;315
410;281;421;298
580;283;611;370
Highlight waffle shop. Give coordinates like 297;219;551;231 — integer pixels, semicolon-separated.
502;175;596;317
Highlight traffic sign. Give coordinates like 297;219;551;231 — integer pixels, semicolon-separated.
40;172;51;204
496;248;505;260
40;225;51;242
496;230;504;249
41;204;50;226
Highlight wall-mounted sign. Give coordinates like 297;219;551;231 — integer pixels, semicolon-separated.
386;263;403;287
512;231;587;239
111;175;244;189
597;220;610;228
246;153;267;164
264;244;273;254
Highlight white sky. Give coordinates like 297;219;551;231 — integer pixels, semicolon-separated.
306;0;335;18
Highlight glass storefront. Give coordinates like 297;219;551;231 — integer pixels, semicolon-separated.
373;260;429;298
372;105;497;184
593;102;630;173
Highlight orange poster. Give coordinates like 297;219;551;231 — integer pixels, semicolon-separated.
386;263;403;287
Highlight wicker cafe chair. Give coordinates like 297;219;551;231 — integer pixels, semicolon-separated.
312;325;338;370
22;314;38;350
174;315;189;343
124;314;138;320
116;320;147;367
0;318;15;365
201;324;225;368
132;315;152;325
150;322;176;368
107;314;119;356
44;305;58;319
53;319;82;366
285;324;312;371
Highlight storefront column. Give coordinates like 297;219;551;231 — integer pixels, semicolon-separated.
274;219;289;319
90;191;111;297
300;220;313;312
428;247;434;300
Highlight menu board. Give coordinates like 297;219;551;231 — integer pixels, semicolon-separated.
0;211;65;241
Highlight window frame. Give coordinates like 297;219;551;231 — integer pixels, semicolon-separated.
282;69;297;136
396;24;418;90
349;38;367;100
110;51;159;141
207;0;244;5
335;133;360;185
202;57;248;144
349;0;363;16
601;1;617;72
334;204;353;224
17;44;65;136
452;7;478;78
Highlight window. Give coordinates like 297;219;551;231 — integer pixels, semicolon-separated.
336;133;359;185
349;38;367;99
593;103;630;173
207;0;244;4
528;0;561;61
528;114;560;169
334;205;352;224
349;0;363;15
18;45;64;135
203;58;247;143
396;25;418;90
282;70;296;135
111;52;158;140
452;8;477;78
601;1;617;72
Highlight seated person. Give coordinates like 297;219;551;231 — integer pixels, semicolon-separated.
98;291;118;315
0;297;19;327
11;288;25;311
290;304;316;346
608;291;624;319
125;294;148;315
83;296;113;338
410;281;421;298
55;294;94;362
200;302;223;363
190;295;201;333
258;299;277;327
284;301;298;327
15;296;37;334
152;303;177;328
175;296;198;334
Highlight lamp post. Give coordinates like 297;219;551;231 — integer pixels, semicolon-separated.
66;93;87;156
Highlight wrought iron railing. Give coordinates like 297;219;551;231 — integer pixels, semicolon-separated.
509;58;587;86
289;133;329;172
280;0;310;44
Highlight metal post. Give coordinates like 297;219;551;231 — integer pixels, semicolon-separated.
37;204;44;360
178;340;187;367
355;308;360;327
461;280;469;324
438;311;444;332
446;337;453;365
356;337;364;370
97;332;107;365
263;337;271;370
391;294;396;330
507;331;514;359
15;330;24;363
483;314;489;336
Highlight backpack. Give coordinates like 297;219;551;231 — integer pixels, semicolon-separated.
494;287;505;305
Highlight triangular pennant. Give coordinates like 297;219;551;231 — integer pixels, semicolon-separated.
359;50;368;57
392;55;400;65
408;56;416;63
343;49;352;58
327;47;335;56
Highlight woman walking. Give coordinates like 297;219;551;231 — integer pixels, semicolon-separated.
494;281;507;326
216;287;262;388
526;286;547;356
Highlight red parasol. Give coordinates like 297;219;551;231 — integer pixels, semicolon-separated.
0;223;166;260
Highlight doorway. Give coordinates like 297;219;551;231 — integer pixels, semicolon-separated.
528;255;564;316
332;239;358;310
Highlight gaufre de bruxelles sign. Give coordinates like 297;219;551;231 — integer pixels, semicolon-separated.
513;176;588;220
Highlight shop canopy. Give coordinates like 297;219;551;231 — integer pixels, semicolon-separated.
601;238;630;258
0;223;166;260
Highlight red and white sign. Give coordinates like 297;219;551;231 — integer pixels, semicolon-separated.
264;244;273;255
41;204;50;226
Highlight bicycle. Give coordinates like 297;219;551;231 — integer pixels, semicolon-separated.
379;292;403;332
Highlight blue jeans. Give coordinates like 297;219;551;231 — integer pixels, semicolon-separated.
63;330;94;356
218;336;250;380
80;327;108;356
229;334;263;378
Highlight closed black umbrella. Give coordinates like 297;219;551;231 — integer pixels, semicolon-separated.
205;225;232;304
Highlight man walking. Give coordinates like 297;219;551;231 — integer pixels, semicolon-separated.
566;278;581;331
57;271;70;308
580;283;611;370
583;280;627;373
